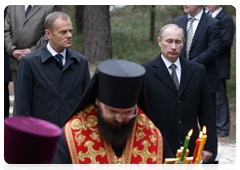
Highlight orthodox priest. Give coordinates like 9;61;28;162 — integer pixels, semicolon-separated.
53;59;173;164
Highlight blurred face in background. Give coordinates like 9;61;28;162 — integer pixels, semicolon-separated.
207;5;221;13
184;5;202;17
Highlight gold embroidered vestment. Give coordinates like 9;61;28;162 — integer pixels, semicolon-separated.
65;105;163;164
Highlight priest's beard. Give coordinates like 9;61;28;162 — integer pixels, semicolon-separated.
96;106;136;146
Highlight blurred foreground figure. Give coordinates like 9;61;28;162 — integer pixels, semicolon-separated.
4;116;61;163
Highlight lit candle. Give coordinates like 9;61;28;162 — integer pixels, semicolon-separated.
178;129;193;164
195;126;207;164
191;131;202;164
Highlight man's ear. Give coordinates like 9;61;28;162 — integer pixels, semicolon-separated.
95;98;99;106
45;29;51;40
157;37;162;47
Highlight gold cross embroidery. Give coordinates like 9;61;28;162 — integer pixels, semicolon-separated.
132;140;157;163
163;147;193;170
78;140;106;164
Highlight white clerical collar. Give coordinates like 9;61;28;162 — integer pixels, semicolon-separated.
211;7;223;18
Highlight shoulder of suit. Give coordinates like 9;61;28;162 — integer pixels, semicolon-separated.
142;56;159;68
184;59;205;69
172;14;187;23
67;48;88;62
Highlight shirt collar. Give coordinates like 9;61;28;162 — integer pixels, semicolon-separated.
188;9;203;21
25;5;33;11
211;7;223;18
161;54;181;71
47;42;66;59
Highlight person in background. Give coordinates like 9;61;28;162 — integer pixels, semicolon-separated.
207;5;235;137
4;6;12;118
15;11;91;127
4;116;62;170
4;5;57;116
172;5;222;163
53;59;173;164
142;24;216;163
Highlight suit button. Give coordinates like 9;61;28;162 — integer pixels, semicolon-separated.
178;100;181;103
180;141;183;145
178;120;182;124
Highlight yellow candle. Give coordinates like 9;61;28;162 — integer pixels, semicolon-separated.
195;126;207;164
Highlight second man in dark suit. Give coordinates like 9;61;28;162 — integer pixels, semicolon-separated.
207;5;235;137
142;24;216;163
15;12;91;127
172;5;222;163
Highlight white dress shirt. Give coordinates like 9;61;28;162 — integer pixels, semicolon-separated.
161;55;181;84
187;9;203;37
47;43;66;66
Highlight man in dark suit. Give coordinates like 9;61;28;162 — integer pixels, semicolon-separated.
172;5;222;163
15;12;91;127
207;5;235;137
142;24;216;163
4;5;57;116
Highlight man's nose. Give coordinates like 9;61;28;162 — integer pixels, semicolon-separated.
171;42;176;50
115;115;124;123
67;31;72;37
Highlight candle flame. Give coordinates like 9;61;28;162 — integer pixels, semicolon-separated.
203;126;207;134
188;129;193;137
199;131;203;138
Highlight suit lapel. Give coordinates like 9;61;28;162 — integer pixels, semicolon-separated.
178;58;194;98
25;5;41;23
191;12;208;49
63;49;77;72
153;54;178;95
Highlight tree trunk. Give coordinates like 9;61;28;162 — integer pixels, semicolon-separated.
75;5;84;34
83;5;112;62
149;5;155;43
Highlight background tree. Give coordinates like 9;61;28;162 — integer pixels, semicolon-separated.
83;5;112;62
149;5;156;43
75;5;84;34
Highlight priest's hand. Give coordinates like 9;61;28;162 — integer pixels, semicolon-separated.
202;150;213;161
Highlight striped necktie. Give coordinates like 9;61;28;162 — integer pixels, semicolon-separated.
186;17;195;60
169;64;179;90
25;5;32;18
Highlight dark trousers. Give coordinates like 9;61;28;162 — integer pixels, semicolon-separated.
216;79;230;136
4;81;10;118
203;93;218;164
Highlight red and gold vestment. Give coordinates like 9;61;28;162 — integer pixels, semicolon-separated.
65;105;163;164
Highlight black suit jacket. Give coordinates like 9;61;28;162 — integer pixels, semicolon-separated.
142;54;216;156
215;8;235;79
172;12;222;93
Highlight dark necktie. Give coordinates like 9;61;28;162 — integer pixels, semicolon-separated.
169;64;179;90
186;17;195;60
55;54;64;68
25;5;32;18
